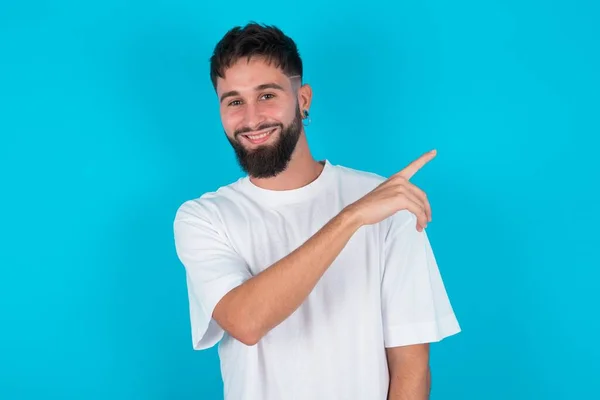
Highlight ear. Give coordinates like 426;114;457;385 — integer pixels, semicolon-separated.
297;83;313;114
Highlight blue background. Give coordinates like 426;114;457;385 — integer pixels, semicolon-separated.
1;0;598;399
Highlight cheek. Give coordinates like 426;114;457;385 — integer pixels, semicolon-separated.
258;102;292;121
220;110;241;134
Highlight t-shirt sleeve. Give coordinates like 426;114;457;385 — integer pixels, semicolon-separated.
381;211;461;348
173;200;253;350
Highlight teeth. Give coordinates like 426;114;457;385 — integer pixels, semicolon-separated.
247;131;271;140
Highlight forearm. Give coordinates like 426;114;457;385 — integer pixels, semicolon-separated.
214;208;361;345
387;365;431;400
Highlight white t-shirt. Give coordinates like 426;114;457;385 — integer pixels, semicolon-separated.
173;160;461;400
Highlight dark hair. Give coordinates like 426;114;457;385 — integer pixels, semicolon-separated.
209;22;303;89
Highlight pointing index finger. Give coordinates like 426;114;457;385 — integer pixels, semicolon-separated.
398;149;437;179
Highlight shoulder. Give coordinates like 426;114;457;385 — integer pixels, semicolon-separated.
328;162;390;209
174;178;247;226
330;162;387;192
334;163;387;184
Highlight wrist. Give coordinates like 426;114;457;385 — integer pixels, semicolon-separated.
339;205;363;232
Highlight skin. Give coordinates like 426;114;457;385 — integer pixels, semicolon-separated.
217;57;320;190
214;56;434;399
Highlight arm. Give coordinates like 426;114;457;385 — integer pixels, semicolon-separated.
386;344;431;400
213;208;361;345
380;218;460;398
214;152;436;346
175;151;438;347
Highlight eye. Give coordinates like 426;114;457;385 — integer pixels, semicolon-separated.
228;99;243;107
260;93;276;100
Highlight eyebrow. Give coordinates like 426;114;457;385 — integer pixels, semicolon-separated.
219;82;286;103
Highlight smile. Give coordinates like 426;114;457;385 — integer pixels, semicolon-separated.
242;128;277;145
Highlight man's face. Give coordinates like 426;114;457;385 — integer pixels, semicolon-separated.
216;57;304;178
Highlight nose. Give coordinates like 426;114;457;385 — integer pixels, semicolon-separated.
241;102;265;131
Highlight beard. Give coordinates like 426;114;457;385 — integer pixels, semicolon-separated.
226;107;303;178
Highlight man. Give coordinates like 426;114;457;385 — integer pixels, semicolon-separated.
173;22;461;400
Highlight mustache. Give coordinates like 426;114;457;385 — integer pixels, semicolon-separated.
234;122;282;138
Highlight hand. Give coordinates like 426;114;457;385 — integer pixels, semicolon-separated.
345;150;436;232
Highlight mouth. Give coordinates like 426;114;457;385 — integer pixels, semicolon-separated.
241;128;278;145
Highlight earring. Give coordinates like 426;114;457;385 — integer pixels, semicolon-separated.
303;109;311;127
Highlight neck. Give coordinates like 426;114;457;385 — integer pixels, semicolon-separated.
248;133;324;191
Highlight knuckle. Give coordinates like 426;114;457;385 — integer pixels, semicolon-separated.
393;175;407;184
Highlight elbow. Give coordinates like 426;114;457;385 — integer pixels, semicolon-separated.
214;296;266;346
237;331;261;346
226;315;265;346
233;324;263;346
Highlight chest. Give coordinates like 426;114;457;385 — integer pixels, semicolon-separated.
218;196;387;344
220;198;384;289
